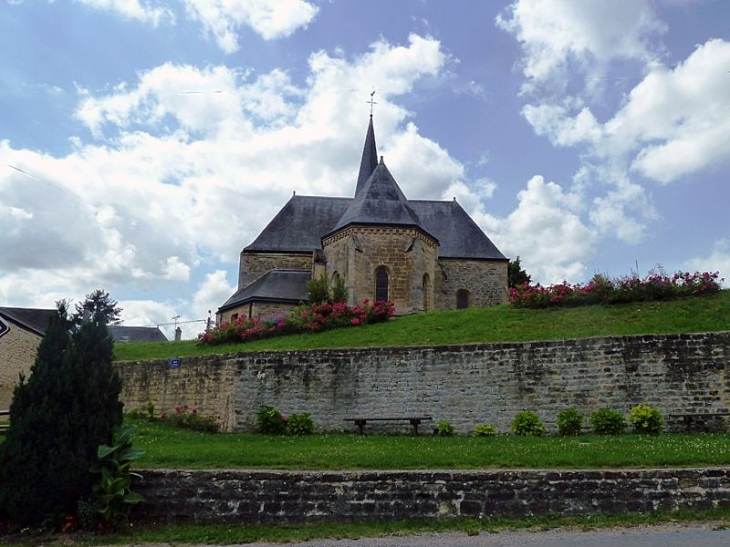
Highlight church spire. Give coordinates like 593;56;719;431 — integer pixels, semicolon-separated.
355;115;378;197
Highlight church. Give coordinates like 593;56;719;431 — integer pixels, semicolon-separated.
216;117;508;325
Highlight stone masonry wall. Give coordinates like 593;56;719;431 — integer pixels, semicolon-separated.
436;258;508;309
136;467;730;524
0;322;41;408
323;226;438;314
117;332;730;434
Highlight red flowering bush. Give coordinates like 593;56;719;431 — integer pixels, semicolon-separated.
160;404;219;433
199;298;395;346
510;269;722;309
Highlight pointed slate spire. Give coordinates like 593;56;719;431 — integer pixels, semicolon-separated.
355;115;378;197
329;156;435;241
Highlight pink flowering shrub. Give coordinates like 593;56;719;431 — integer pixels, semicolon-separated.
199;298;395;346
510;269;722;309
159;404;219;433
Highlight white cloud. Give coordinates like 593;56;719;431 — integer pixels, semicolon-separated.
497;0;665;92
182;0;318;52
608;39;730;183
496;176;595;284
73;0;173;26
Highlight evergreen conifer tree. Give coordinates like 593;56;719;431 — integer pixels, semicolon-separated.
0;305;123;526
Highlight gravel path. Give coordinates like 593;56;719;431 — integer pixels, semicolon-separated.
98;522;730;547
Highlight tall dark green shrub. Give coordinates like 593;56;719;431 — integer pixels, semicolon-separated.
0;307;123;526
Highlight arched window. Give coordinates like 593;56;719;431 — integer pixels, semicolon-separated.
456;289;470;309
375;266;389;302
422;273;432;311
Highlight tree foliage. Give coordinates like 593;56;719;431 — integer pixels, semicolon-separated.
74;289;123;326
0;304;123;526
508;256;532;288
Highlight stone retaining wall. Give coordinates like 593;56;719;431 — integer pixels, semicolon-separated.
135;468;730;523
117;332;730;434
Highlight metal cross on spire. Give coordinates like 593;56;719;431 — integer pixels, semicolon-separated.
367;90;377;116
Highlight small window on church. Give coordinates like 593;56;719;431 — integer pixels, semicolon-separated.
231;313;239;322
456;289;470;309
375;266;389;302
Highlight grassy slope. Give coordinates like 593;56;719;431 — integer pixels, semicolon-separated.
114;290;730;361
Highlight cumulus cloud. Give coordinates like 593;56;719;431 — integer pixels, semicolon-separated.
182;0;318;52
496;0;665;92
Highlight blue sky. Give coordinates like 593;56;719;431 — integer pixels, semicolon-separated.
1;0;728;339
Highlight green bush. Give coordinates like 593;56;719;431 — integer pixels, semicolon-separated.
286;412;315;435
435;419;455;437
590;408;626;435
332;276;348;303
256;405;287;434
628;404;664;435
474;423;497;437
307;273;331;304
163;405;219;433
557;407;584;436
511;411;545;436
0;307;123;526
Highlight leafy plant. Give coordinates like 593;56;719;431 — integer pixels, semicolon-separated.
286;412;315;435
474;423;497;437
332;275;349;303
89;424;145;527
435;419;455;437
162;404;219;433
557;408;584;436
256;405;287;434
590;408;626;435
628;404;664;435
307;274;331;304
511;411;545;436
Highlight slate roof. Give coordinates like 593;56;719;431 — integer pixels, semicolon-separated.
328;159;433;239
0;307;57;336
245;196;350;253
108;325;168;343
355;115;379;197
243;194;504;260
219;269;310;312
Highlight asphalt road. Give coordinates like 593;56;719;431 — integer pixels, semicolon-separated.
216;523;730;547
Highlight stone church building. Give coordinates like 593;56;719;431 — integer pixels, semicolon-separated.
217;117;507;324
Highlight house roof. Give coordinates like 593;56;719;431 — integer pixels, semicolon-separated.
328;159;434;239
0;307;56;336
410;200;506;260
108;325;168;343
219;269;310;313
243;195;505;260
245;196;350;253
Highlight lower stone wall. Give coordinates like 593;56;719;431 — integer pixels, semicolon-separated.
135;468;730;523
116;332;730;434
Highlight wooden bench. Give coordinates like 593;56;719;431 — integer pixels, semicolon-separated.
667;411;730;432
344;416;432;435
0;409;9;436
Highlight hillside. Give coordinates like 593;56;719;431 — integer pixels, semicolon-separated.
113;290;730;362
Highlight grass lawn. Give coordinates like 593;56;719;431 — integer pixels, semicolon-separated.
131;418;730;470
113;291;730;361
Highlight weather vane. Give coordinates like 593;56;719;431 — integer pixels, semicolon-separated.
367;90;377;116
